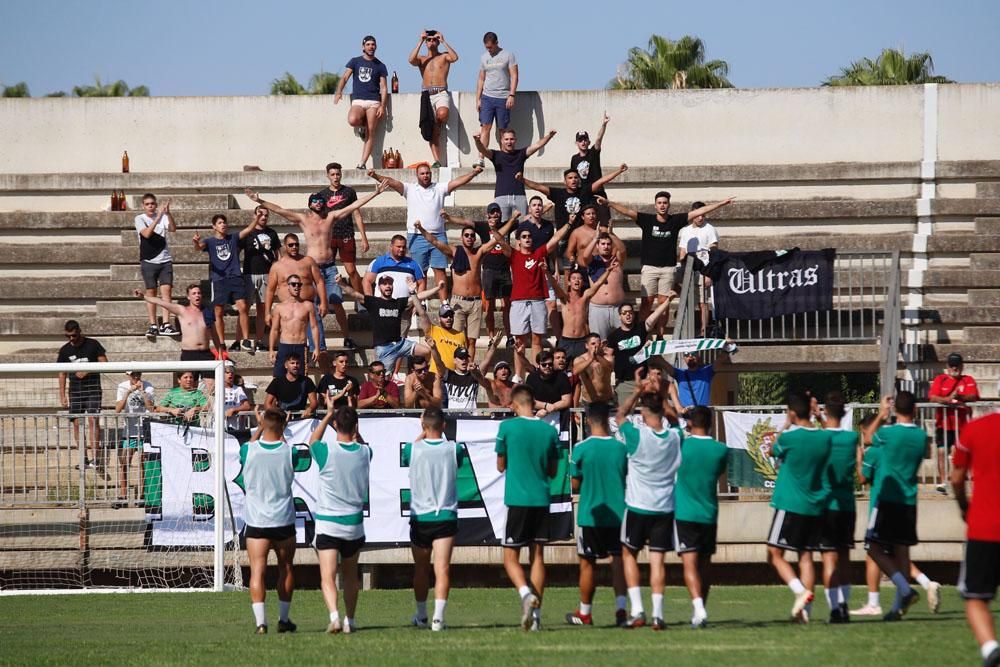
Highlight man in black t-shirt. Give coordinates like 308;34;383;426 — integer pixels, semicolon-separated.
316;350;361;410
314;163;370;298
474;127;556;221
524;349;573;419
57;320;108;473
265;352;317;416
238;206;280;350
569;114;611;223
518;164;627;241
606;299;673;405
601;192;734;335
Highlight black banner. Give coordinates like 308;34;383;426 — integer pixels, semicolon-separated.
705;248;836;320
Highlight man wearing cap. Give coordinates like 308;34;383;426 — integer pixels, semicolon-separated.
929;352;980;493
474;128;556;221
489;359;515;408
421;301;469;374
601;193;734;337
429;344;498;411
669;346;734;412
367;161;484;303
570;114;611;223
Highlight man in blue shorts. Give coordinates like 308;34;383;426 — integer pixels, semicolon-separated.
194;214;252;353
474;31;518;165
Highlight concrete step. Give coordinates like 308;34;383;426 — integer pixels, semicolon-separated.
928;234;1000;252
975;183;1000;198
129;194;238;210
963;326;1000;340
974;217;1000;235
969;290;1000;307
0;277;132;300
921;269;1000;288
926;344;1000;364
970;253;1000;270
918;307;1000;325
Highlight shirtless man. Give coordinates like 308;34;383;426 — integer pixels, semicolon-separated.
489;360;515;408
579;233;628;341
409;29;458;166
565;204;626;273
268;274;321;378
413;219;504;345
263;234;328;364
550;257;619;362
573;333;615;407
246;182;387;352
403;353;443;409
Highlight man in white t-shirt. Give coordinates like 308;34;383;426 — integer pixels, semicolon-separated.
134;193;180;341
677;201;720;338
367;163;484;302
115;371;155;502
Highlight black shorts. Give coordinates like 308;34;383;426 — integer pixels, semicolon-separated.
621;509;674;553
817;510;857;551
315;534;366;558
410;519;459;549
935;428;958;450
141;260;174;290
68;391;101;416
766;509;822;552
576;525;622;559
180;348;216;380
482;267;513;299
211;276;247;306
245;524;295;541
865;500;918;548
674;519;718;555
558;336;588;363
505;506;550;548
959;539;1000;601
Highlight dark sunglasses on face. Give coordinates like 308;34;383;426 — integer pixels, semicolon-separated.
370;369;385;375
287;282;302;287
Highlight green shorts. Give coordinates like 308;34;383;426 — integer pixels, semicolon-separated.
120;437;143;450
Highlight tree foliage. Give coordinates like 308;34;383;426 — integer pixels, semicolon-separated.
610;34;732;90
823;48;952;86
737;372;879;406
71;76;149;97
2;81;30;97
270;70;340;95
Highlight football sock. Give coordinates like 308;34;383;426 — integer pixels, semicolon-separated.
628;587;644;614
914;572;932;590
890;572;913;611
823;588;835;610
692;597;705;614
329;611;340;624
279;600;291;623
838;584;852;606
433;599;447;622
616;595;628;611
804;601;813;616
652;594;664;619
415;600;428;619
252;602;266;626
789;578;806;595
982;641;1000;660
518;585;532;600
867;591;880;607
579;602;592;616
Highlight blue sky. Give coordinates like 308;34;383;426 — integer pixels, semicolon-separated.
2;0;998;96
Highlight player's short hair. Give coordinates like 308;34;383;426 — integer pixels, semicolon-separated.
142;192;156;202
586;401;610;425
64;319;80;332
186;283;201;295
825;391;846;419
211;214;227;225
691;201;706;210
553;347;567;357
655;191;672;201
563;168;580;178
511;384;534;405
787;392;811;420
260;407;288;432
687;405;713;431
390;234;407;245
334;406;358;436
568;268;586;281
421;406;445;431
638;392;664;415
254;205;266;215
483;31;498;44
326;162;342;172
529;195;543;206
461;224;477;236
894;390;917;417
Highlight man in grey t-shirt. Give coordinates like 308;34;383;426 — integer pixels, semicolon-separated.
475;31;518;165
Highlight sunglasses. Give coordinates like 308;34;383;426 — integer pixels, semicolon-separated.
462;233;477;238
286;243;299;248
414;367;428;373
287;282;302;287
65;332;81;339
538;361;553;367
370;369;385;375
519;234;532;240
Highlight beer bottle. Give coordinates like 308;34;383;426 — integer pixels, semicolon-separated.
118;190;127;210
393;148;401;167
122;151;130;173
391;71;399;94
111;190;120;211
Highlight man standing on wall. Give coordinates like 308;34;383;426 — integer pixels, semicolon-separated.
334;35;389;170
410;30;458;167
474;31;518;166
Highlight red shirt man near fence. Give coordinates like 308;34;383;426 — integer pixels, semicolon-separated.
928;352;979;493
951;413;1000;667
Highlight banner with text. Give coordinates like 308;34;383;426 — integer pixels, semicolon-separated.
144;416;573;548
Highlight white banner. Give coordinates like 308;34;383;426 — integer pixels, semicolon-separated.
146;416;572;548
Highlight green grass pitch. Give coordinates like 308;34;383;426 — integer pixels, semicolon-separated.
0;586;980;665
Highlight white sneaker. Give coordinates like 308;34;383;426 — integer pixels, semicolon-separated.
326;618;342;634
927;581;941;613
849;603;883;616
411;613;428;629
343;618;355;634
791;591;813;623
431;618;445;632
691;608;708;629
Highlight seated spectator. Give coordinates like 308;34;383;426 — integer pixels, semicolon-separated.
156;371;209;425
524;349;573;419
422;301;468;373
403;354;443;409
317;350;361;411
264;352;318;417
358;360;400;409
115;370;155;501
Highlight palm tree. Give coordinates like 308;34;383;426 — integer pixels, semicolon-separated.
823;48;952;86
610;34;732;90
270;70;340;95
2;81;30;97
72;76;149;97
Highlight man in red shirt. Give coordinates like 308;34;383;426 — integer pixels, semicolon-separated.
498;218;571;380
952;413;1000;667
929;352;980;493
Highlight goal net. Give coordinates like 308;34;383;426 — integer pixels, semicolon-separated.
0;360;243;594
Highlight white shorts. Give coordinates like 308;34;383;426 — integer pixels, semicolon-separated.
429;90;450;110
510;299;547;335
351;99;381;110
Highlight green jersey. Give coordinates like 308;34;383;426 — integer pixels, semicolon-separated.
496;416;559;507
861;446;882;516
570;436;626;528
770;427;832;517
161;387;208;410
824;429;859;513
675;435;728;525
870;423;927;506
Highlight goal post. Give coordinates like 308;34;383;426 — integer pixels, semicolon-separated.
0;359;236;594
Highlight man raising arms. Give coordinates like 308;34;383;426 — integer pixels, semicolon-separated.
263;234;327;360
410;30;458;166
550;263;616;362
315;163;371;299
334;36;388;170
474;128;556;220
134;284;222;368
